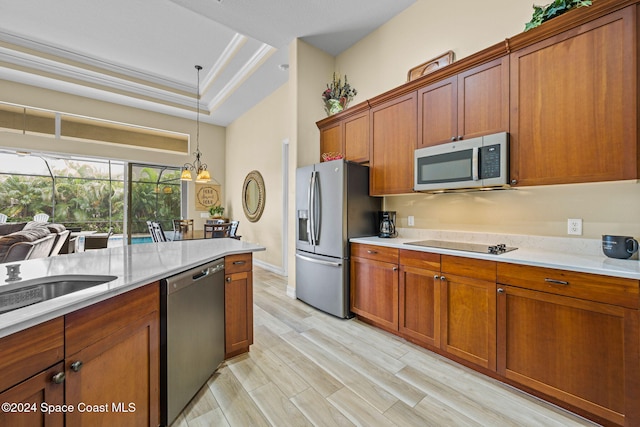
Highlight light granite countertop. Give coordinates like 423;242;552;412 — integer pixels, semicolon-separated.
351;232;640;281
0;239;265;338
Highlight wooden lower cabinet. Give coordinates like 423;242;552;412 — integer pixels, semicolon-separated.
0;363;64;427
497;285;639;426
399;250;441;347
65;283;160;427
225;253;254;359
350;249;399;331
440;256;497;371
440;273;497;371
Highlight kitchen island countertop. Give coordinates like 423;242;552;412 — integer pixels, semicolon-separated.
351;236;640;280
0;238;264;338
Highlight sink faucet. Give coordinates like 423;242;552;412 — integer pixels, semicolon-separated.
5;264;22;282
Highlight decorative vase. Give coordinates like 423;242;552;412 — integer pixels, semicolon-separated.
325;99;344;116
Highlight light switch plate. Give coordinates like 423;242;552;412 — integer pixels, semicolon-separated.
200;212;209;218
567;218;582;235
408;216;415;226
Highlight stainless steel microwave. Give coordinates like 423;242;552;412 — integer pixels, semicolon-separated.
414;132;509;192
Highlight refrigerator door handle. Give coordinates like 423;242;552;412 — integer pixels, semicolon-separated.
310;170;319;245
295;253;342;268
312;170;320;245
307;172;314;245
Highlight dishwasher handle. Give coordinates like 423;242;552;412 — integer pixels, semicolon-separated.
165;259;225;295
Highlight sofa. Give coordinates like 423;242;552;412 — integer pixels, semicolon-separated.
0;222;70;264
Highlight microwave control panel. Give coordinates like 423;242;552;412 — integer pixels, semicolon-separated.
480;144;501;179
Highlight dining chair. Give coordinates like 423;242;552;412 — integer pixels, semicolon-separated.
229;220;240;240
151;222;168;242
33;213;50;222
0;213;7;224
172;219;194;240
203;222;232;239
84;228;113;250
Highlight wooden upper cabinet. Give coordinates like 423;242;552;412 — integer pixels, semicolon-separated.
319;123;342;157
317;101;370;163
370;92;417;195
343;110;369;163
418;56;509;148
418;76;457;147
509;6;638;186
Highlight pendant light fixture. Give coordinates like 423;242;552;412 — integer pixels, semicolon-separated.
181;65;211;183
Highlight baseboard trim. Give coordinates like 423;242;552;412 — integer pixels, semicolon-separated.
253;259;286;276
286;285;296;299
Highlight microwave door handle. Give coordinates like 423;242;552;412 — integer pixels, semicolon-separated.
472;147;480;181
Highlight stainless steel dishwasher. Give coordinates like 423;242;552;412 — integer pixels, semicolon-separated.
160;258;225;426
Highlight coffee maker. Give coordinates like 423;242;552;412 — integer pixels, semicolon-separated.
378;211;397;238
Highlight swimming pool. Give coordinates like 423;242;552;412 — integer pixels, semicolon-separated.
109;235;153;245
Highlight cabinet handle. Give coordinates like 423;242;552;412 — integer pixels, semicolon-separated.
440;275;446;281
70;361;83;372
233;260;246;265
367;250;378;254
511;179;518;185
451;137;456;142
226;277;232;282
392;267;398;271
497;288;505;293
434;275;440;280
544;278;569;286
52;372;65;384
457;135;463;140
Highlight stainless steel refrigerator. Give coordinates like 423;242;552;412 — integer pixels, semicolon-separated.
295;160;381;318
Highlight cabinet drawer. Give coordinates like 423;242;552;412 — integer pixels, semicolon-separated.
351;243;398;264
65;282;159;356
497;263;639;309
399;249;440;271
442;255;496;282
225;253;252;274
0;318;64;393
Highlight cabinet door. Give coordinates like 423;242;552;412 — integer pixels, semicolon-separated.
343;111;369;163
370;92;417;195
497;285;639;426
457;56;509;140
350;256;399;331
65;311;159;427
319;122;342;160
0;363;64;427
509;7;637;186
225;270;253;359
418;76;457;148
399;265;440;348
440;274;496;370
65;283;160;427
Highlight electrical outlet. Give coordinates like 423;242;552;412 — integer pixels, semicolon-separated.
567;218;582;235
408;216;415;226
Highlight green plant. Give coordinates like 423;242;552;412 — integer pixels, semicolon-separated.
524;0;592;32
209;205;224;217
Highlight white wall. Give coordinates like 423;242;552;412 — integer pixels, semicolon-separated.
334;0;640;239
225;83;288;271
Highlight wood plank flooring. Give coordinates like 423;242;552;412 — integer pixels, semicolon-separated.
170;267;599;427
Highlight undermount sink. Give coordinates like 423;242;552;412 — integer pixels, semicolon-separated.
0;275;118;314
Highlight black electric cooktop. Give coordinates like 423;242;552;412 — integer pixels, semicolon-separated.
404;240;518;255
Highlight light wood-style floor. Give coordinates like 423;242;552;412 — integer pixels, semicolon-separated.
170;267;599;427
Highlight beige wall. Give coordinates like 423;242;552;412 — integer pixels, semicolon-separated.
0;79;226;226
335;0;640;239
225;83;288;270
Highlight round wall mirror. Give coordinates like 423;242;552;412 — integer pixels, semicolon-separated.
242;170;265;222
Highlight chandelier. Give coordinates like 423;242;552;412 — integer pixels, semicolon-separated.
181;65;211;183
